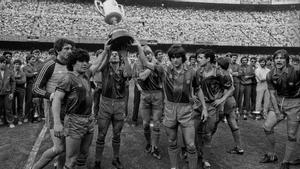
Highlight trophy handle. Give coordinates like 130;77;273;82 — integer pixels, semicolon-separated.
118;4;125;16
94;0;105;17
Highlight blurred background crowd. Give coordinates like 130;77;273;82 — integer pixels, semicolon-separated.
1;0;299;47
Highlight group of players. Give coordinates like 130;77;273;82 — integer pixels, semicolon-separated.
28;34;299;169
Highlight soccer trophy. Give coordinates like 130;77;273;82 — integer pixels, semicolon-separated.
95;0;134;50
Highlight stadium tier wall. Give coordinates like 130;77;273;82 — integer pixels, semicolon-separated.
1;40;299;55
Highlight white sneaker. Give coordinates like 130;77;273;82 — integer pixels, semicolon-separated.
9;124;15;128
23;119;28;123
252;111;261;115
34;112;39;118
53;162;57;169
223;118;228;123
18;121;23;125
202;159;211;169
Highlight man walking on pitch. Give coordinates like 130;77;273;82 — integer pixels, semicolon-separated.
94;43;131;169
138;42;207;169
52;48;108;169
195;51;241;168
136;45;163;159
260;49;300;169
32;38;75;169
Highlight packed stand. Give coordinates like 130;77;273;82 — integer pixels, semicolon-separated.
0;0;299;46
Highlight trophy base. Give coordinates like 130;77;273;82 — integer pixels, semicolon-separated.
110;36;134;51
108;28;134;50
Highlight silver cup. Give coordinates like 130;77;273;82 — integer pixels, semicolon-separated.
94;0;124;25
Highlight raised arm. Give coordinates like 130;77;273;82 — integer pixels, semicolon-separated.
135;40;155;69
89;45;110;74
139;69;152;80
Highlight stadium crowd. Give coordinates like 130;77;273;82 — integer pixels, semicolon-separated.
1;0;299;46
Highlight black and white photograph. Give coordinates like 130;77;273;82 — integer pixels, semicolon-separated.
0;0;299;169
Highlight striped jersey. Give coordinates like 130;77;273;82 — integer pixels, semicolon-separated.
33;59;68;99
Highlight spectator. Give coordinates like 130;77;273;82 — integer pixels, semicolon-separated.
0;56;16;128
31;49;44;121
23;54;38;123
189;54;197;71
238;56;255;120
228;53;241;111
3;51;14;70
291;55;300;70
12;59;26;125
249;56;257;114
131;53;142;127
44;48;57;63
253;57;270;120
32;49;44;71
266;55;273;70
154;49;164;64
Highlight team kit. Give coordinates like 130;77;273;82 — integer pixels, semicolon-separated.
24;34;300;169
3;0;298;169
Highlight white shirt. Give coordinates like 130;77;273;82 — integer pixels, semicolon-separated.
0;70;4;78
255;66;270;83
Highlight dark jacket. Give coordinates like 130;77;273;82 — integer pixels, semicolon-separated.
0;68;16;95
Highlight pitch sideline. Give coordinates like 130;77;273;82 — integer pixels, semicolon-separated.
24;124;47;169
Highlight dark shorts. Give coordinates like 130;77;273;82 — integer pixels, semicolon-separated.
163;101;194;128
46;100;65;129
192;99;225;120
64;114;95;139
197;103;222;136
264;97;300;132
224;96;236;115
98;96;126;121
140;90;163;121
